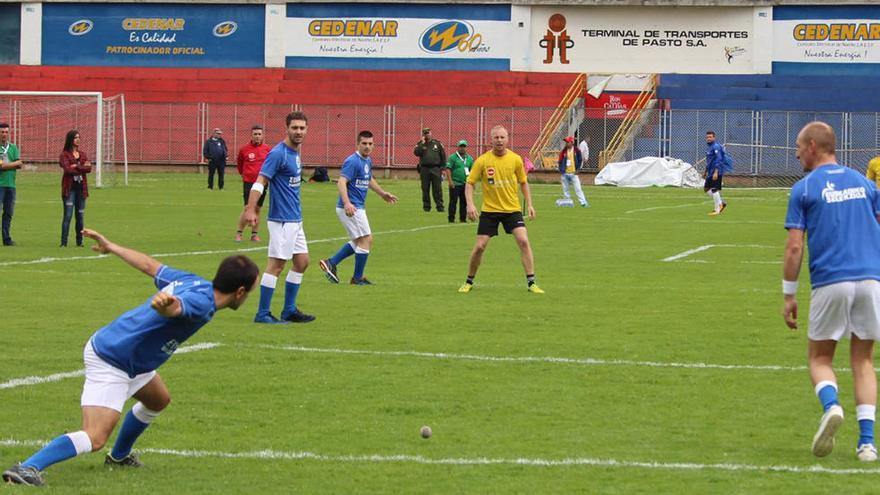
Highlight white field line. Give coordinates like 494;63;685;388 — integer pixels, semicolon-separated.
254;344;807;372
0;439;875;475
0;223;465;267
0;342;221;390
625;203;706;214
662;244;776;262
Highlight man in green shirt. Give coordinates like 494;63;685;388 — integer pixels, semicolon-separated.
445;139;474;223
0;123;22;246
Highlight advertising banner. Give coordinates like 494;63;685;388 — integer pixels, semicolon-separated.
774;6;880;74
586;92;641;119
42;3;264;67
520;6;770;74
285;3;511;70
0;3;21;65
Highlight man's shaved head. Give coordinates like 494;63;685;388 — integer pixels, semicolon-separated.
796;121;837;171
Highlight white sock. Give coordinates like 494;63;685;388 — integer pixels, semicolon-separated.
815;380;838;395
858;404;876;422
132;402;161;424
355;246;370;255
712;191;722;210
66;430;93;455
286;271;303;284
261;273;278;288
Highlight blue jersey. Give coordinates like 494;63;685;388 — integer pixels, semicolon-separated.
260;141;303;223
785;164;880;288
337;152;371;209
91;265;217;377
706;142;724;176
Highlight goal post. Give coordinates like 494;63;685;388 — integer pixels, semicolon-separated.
0;91;128;187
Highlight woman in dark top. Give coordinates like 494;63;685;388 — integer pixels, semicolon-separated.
59;130;91;247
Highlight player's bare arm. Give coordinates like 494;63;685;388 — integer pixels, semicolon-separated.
369;178;397;204
243;175;268;226
782;228;805;329
337;176;357;216
82;228;163;278
521;182;536;220
465;182;478;221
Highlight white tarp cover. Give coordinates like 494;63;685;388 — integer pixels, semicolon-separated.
595;157;702;188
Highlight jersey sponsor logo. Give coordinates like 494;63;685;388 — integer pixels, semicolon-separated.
68;19;94;36
420;20;487;54
161;339;179;356
821;181;867;204
248;152;255;160
161;280;182;295
213;21;238;38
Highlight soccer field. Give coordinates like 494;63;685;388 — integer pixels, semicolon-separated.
0;173;874;493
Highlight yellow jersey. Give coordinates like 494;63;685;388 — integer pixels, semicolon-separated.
867;157;880;189
467;149;527;213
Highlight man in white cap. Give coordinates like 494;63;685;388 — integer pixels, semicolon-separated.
202;128;228;190
445;139;473;223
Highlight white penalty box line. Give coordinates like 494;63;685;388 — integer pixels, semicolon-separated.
0;439;876;476
662;244;777;263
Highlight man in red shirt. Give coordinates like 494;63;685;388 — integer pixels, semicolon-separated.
235;126;271;242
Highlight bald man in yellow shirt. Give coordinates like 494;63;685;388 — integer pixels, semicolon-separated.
458;125;543;294
867;157;880;189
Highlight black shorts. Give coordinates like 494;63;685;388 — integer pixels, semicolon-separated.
243;181;267;207
477;211;525;237
704;176;723;192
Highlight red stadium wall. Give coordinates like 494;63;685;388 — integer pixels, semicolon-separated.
0;65;576;107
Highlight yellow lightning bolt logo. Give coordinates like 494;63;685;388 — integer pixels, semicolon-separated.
72;22;89;33
428;24;469;51
216;24;233;34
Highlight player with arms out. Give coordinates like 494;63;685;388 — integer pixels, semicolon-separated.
244;112;315;324
458;125;543;294
782;121;880;462
319;130;397;285
2;229;259;486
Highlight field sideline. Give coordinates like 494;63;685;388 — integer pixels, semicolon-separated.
1;173;872;493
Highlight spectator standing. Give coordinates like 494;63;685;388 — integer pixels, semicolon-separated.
203;128;228;190
235;126;271;242
0;122;22;246
59;130;91;247
445;140;473;223
578;135;590;169
413;127;446;212
558;136;589;207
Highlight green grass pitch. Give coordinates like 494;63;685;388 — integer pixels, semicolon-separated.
0;172;875;493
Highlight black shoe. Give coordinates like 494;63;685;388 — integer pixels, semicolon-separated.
437;206;445;212
423;207;431;212
2;240;14;246
2;463;44;486
60;243;67;248
105;453;143;468
448;219;455;223
254;312;288;324
281;309;316;323
350;277;373;286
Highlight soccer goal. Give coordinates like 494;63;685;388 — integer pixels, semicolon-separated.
0;91;129;187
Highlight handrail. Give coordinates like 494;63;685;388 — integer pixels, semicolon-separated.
598;74;657;169
529;73;586;167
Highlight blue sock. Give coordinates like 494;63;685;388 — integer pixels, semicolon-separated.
330;242;355;267
283;271;303;314
110;410;150;460
816;381;839;412
353;250;369;280
859;419;875;447
257;273;277;316
23;434;81;471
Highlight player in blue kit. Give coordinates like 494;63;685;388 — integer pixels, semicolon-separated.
2;229;259;486
319;130;397;285
782;121;880;462
244;112;315;323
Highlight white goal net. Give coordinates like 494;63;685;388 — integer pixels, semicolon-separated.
0;91;128;186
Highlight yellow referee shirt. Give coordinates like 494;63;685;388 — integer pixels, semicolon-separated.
867;157;880;189
467;150;527;213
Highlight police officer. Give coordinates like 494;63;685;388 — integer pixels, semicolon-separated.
414;127;446;212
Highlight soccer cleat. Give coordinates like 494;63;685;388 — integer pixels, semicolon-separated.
280;309;316;323
528;284;546;294
719;202;727;213
234;233;243;242
858;444;878;462
812;405;844;457
253;313;288;324
250;234;261;242
458;282;473;293
319;259;339;284
350;277;373;286
708;210;720;216
2;463;44;486
105;453;144;468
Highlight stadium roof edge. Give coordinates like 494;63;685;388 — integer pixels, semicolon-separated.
4;0;876;4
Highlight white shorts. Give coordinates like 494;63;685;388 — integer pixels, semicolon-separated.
809;280;880;341
336;207;372;240
267;220;309;260
81;340;156;412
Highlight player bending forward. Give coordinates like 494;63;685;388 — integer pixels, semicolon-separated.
2;229;258;486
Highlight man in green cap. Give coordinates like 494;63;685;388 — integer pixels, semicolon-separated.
445;139;473;223
414;128;446;212
0;123;23;246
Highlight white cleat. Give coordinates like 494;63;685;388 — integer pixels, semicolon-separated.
812;405;844;457
857;444;878;462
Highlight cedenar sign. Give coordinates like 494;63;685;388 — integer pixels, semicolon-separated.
42;4;264;67
285;4;511;71
517;6;771;74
